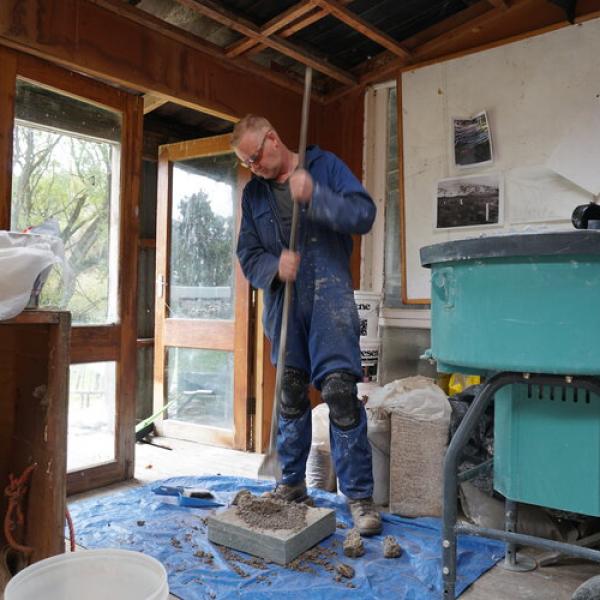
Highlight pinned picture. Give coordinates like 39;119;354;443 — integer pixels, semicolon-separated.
453;111;493;168
435;173;502;229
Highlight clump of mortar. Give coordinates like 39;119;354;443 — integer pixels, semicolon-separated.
343;528;364;558
383;535;402;558
234;490;308;531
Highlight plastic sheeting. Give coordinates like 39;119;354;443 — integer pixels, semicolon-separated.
68;476;503;600
0;231;64;320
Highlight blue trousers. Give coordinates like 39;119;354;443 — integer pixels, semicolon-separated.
277;404;374;500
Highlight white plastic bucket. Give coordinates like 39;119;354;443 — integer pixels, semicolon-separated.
359;338;380;366
4;549;168;600
354;290;381;339
359;338;381;382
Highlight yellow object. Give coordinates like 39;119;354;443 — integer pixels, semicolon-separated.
448;373;481;396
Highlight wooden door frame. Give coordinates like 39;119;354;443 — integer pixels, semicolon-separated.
0;46;142;494
154;134;252;450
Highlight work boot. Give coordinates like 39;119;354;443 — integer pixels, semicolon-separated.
262;480;309;504
348;497;382;536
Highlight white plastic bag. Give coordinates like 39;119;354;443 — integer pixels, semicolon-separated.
366;406;390;506
0;231;65;320
307;403;336;492
369;376;451;423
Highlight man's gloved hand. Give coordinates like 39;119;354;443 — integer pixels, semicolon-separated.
278;249;301;281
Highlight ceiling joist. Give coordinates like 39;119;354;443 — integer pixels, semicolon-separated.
236;0;356;59
107;0;600;107
143;93;168;113
312;0;412;59
173;0;356;85
90;0;322;101
225;1;317;58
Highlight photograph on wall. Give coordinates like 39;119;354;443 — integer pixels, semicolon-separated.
453;111;493;168
435;173;502;229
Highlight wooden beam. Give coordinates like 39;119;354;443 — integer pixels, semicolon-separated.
279;8;331;37
243;8;330;58
488;0;510;7
350;1;495;82
311;0;411;59
325;0;600;102
143;93;168;114
90;0;316;100
241;0;355;58
0;0;327;124
356;3;507;85
226;0;316;58
174;0;356;85
0;47;16;229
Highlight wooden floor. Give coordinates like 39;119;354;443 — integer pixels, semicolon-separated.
69;437;598;600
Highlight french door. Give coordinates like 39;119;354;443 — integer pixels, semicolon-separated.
154;134;252;449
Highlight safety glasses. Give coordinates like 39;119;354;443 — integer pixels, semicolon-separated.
239;129;271;169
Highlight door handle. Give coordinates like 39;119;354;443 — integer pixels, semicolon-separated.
156;275;165;298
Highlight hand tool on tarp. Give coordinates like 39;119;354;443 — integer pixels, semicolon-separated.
152;485;224;508
258;66;313;480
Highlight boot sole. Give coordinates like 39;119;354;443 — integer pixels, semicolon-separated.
357;525;382;537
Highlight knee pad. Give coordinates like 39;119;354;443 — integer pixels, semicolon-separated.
321;372;361;431
280;367;310;419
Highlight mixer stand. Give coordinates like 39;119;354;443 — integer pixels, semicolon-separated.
442;371;600;600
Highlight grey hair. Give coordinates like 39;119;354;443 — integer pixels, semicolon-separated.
231;114;273;148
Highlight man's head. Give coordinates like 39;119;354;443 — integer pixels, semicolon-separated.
232;115;287;180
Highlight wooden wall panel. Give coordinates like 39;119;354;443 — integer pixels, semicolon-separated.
0;47;16;228
118;93;143;479
0;0;310;144
316;87;366;290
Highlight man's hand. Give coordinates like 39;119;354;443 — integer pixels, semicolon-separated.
278;250;301;282
289;168;313;204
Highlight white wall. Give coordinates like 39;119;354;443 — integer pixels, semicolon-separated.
403;18;600;301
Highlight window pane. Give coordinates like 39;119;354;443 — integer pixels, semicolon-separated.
68;362;116;472
384;87;403;308
166;347;234;429
169;154;237;320
11;79;121;325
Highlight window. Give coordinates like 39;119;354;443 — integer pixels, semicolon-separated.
383;87;402;308
11;79;121;325
68;361;116;471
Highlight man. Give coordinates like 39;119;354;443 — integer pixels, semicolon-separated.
233;115;381;536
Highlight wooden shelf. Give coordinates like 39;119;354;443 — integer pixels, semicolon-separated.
0;310;71;567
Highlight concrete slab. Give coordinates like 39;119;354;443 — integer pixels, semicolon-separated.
207;504;336;565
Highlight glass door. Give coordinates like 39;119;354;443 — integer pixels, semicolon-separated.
154;135;251;449
3;48;142;495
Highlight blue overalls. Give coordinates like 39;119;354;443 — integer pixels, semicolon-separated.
236;146;376;499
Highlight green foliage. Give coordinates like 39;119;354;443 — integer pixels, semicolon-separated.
11;124;117;324
170;189;233;288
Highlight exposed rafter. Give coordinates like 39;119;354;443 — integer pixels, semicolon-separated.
225;0;317;58
352;1;508;88
173;0;356;85
325;0;600;103
89;0;322;100
311;0;412;59
240;0;355;59
103;0;600;104
143;93;168;113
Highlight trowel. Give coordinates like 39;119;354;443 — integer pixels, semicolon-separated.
258;66;313;480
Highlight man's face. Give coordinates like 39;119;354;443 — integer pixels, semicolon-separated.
235;129;281;179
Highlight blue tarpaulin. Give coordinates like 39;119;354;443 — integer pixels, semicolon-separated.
68;476;503;599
